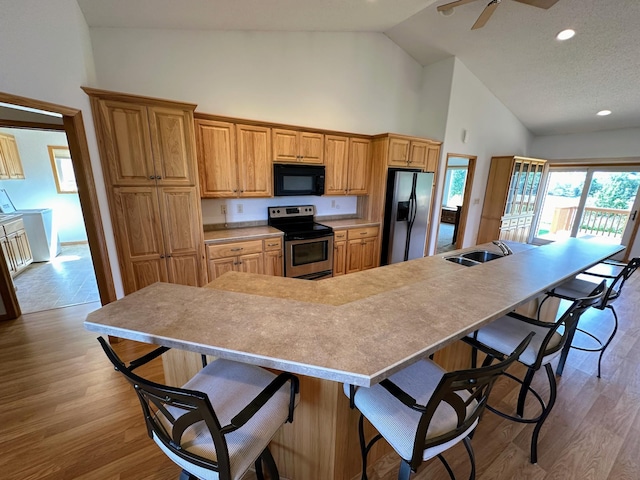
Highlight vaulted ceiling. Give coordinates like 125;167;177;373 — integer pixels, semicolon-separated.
76;0;640;136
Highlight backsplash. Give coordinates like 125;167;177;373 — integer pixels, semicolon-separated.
201;196;358;225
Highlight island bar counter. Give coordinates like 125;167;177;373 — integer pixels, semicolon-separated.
84;238;623;479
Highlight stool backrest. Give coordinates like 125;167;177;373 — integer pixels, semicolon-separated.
98;337;231;479
408;332;533;468
604;257;640;305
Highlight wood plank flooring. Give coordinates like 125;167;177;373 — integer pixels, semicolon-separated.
1;272;639;480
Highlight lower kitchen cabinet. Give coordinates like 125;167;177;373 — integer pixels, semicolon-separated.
206;236;283;281
335;226;379;275
332;230;347;276
1;217;33;277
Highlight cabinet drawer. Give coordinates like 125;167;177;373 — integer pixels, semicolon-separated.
347;226;379;240
334;230;347;241
3;219;24;236
207;240;263;259
263;237;283;251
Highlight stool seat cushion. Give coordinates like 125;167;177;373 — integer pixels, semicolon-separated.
155;359;294;480
473;315;562;367
343;359;477;462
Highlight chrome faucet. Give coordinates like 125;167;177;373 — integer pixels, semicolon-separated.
492;240;513;256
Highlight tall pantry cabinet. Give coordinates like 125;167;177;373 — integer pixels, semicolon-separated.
84;88;206;295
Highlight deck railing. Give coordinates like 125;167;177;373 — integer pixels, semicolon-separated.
550;206;630;238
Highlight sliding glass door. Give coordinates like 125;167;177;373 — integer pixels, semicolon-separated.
534;167;640;247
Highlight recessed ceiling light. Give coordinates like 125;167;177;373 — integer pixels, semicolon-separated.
556;29;576;41
597;110;612;116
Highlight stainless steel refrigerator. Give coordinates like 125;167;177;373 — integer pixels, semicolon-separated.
381;169;434;265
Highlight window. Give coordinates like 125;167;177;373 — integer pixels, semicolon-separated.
48;145;77;193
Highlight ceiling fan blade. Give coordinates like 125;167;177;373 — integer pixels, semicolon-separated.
471;0;500;29
437;0;480;12
512;0;560;9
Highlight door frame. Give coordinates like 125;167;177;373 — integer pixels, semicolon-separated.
0;91;116;321
435;153;476;251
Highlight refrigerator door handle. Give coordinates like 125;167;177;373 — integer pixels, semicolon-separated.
404;174;418;261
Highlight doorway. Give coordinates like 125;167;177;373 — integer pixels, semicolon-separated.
0;91;115;321
436;154;476;254
533;165;640;257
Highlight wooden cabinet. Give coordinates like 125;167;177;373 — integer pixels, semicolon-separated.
85;88;206;295
325;135;370;195
332;229;347;276
1;217;33;277
206;236;284;281
477;156;547;244
387;136;440;172
344;226;379;275
272;128;323;164
0;133;26;179
196;120;272;198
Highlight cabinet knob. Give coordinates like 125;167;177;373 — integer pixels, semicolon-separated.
149;175;155;180
234;189;238;192
230;247;243;252
156;175;162;179
160;254;165;259
240;190;244;193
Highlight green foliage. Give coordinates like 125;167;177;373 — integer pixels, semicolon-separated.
450;170;466;197
593;174;640;209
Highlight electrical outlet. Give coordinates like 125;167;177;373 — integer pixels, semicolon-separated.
220;205;227;214
237;204;243;214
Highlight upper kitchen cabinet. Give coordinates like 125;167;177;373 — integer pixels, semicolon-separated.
0;133;26;179
84;88;206;294
272;128;324;164
237;124;272;197
325;135;370;195
387;136;440;172
195;118;272;198
477;156;547;244
91;98;196;187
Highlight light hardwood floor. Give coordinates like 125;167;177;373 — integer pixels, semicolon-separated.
1;272;639;480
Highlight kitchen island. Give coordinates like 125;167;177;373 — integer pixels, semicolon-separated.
85;238;623;480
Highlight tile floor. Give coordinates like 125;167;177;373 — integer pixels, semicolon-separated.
14;243;100;314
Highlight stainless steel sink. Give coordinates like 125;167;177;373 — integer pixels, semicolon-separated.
460;250;504;263
445;256;480;267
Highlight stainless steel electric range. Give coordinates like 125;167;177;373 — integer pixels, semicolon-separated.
268;205;334;280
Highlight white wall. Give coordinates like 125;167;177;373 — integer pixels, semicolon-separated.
530;127;640;160
416;57;455;142
0;0;122;297
89;29;425;136
0;128;87;243
431;58;533;250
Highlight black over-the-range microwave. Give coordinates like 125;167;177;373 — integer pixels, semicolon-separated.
273;163;325;196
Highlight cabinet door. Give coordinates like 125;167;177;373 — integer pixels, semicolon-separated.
272;129;299;163
264;249;283;276
299;132;324;164
196;120;238;198
15;229;33;267
238;252;264;274
1;237;15;273
209;257;236;280
425;145;440;173
324;135;349;195
360;236;377;271
408;141;428;169
388;138;410;166
348;138;370;195
237;125;272;197
0;136;10;179
112;186;168;294
333;240;347;276
3;136;25;179
345;239;363;274
98;100;156;186
159;187;206;287
148;106;196;186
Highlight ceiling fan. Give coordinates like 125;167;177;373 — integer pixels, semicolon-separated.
437;0;560;30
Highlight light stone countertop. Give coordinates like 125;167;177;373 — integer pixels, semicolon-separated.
85;238;623;387
318;218;380;230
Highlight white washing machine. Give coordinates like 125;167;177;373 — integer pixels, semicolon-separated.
0;190;61;262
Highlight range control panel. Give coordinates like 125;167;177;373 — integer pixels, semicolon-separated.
268;205;316;219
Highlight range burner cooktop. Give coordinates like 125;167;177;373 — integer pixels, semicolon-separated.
267;205;333;240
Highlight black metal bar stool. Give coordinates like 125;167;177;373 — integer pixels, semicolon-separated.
468;281;605;464
540;257;639;377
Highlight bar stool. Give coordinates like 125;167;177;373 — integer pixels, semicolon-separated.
97;337;299;480
468;281;605;464
344;333;533;480
541;257;639;377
